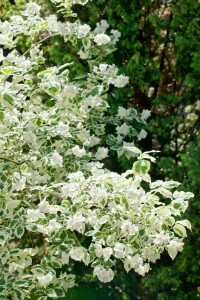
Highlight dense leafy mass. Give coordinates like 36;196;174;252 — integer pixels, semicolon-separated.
0;1;196;300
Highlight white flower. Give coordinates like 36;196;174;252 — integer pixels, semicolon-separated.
117;107;129;118
93;266;114;283
137;129;147;141
0;34;7;45
88;187;108;206
148;87;155;97
39;200;50;213
71;145;86;158
77;129;90;142
37;273;53;287
87;210;98;226
94;20;109;34
39;110;49;122
66;213;86;233
12;173;26;191
135;263;150;276
141;109;151;121
61;182;79;196
94;244;103;258
154;231;170;246
57;121;71;137
0;140;4;153
95;244;112;261
110;29;121;44
95;147;108;160
124;254;143;272
24;2;41;15
46;15;58;32
167;240;184;260
142;246;160;263
27;209;41;222
116;123;130;135
102;247;113;262
62;85;79;99
99;63;109;73
37;224;48;235
77;24;91;38
88;135;101;147
78;49;89;60
0;48;4;62
114;242;125;259
83;95;103;108
121;220;138;236
0;21;11;34
50;151;63;167
112;75;129;88
69;247;85;261
94;33;111;46
61;252;70;265
46;219;62;234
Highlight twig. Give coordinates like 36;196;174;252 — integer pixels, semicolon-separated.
0;157;19;165
22;33;58;56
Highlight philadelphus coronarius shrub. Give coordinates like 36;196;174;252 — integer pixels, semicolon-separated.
0;0;194;299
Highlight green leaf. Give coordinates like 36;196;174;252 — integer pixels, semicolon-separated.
3;93;14;106
173;224;187;237
123;146;141;155
89;86;99;96
1;67;15;75
31;267;46;275
73;74;87;80
15;225;25;238
0;233;7;246
0;109;4;121
104;259;114;268
13;289;25;300
36;118;42;127
54;287;65;298
10;248;22;256
58;62;73;70
176;220;192;230
164;217;175;227
133;159;150;174
82;38;91;50
50;259;62;269
6;200;21;210
38;69;55;79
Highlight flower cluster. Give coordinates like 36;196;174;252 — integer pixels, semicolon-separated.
0;1;193;300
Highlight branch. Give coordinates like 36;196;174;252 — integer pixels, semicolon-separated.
0;157;19;165
153;10;173;98
22;33;58;56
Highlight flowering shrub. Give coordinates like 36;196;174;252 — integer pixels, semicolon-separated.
0;1;193;299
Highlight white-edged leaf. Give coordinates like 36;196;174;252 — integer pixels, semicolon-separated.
173;224;187;237
177;220;192;230
168;247;178;260
6;200;21;210
133;160;150;174
13;289;26;300
123;146;141;155
15;226;25;238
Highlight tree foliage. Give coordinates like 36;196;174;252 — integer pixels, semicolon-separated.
0;0;199;299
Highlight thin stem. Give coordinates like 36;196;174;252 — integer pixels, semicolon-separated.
0;157;19;165
22;33;58;56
